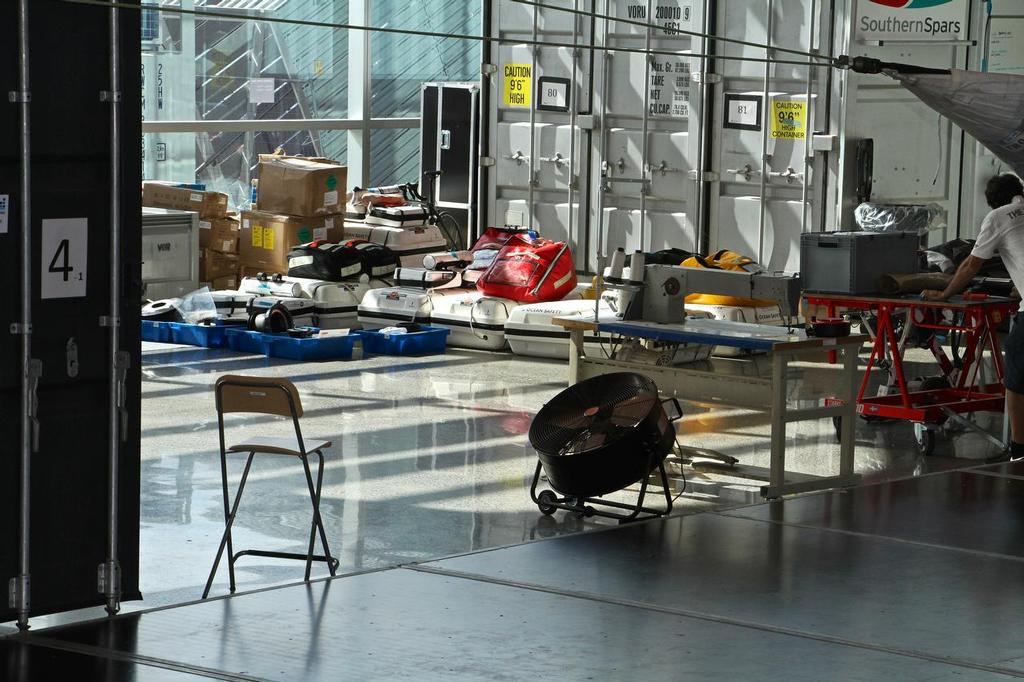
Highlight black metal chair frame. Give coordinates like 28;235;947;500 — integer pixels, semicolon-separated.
202;378;338;600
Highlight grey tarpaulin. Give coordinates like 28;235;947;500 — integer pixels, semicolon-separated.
886;68;1024;177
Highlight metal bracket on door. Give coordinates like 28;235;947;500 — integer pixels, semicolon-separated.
440;130;451;151
647;160;683;176
725;164;760;181
26;359;41;452
505;150;528;166
540;152;567;168
768;167;804;184
480;63;497;75
115;350;130;442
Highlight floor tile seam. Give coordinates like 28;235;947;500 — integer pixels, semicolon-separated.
969;469;1024;482
403;564;1024;679
15;635;262;681
712;510;1024;563
20;564;397;638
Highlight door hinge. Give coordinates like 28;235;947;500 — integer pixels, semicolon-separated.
691;72;722;85
481;63;497;76
688;170;720;182
479;156;496;168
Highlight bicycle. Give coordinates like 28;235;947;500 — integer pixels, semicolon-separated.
406;170;465;252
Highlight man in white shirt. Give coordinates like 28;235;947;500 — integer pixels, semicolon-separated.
923;173;1024;457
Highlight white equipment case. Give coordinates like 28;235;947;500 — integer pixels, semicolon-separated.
344;223;448;266
247;296;316;325
241;275;385;330
210;291;254;323
364;204;429;228
429;291;518;351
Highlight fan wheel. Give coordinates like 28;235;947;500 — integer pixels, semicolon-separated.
537;490;558;515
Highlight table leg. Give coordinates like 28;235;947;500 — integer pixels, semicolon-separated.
840;344;858;478
768;352;788;495
567;328;583;386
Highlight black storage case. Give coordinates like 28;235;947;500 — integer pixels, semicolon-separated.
420;82;480;244
0;1;142;620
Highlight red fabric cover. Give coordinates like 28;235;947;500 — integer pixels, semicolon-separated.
477;236;577;303
471;226;531;252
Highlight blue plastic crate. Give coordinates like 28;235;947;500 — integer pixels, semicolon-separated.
141;320;173;343
357;326;449;356
225;329;359;361
169;322;240;349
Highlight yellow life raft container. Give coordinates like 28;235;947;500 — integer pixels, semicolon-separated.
680;250;777;307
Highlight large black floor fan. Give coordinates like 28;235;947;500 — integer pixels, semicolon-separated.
529;372;682;522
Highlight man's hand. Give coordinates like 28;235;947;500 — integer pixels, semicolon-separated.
921;289;948;301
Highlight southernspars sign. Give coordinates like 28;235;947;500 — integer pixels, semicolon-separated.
856;0;967;41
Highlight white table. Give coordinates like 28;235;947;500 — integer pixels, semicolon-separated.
554;316;867;498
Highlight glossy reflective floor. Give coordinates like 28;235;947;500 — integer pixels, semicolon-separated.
1;343;1020;678
131;342;998;609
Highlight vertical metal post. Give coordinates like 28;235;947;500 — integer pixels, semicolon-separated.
100;0;126;617
594;0;612;266
567;0;581;245
756;0;774;264
9;0;36;632
800;0;817;235
527;1;540;229
638;0;654;252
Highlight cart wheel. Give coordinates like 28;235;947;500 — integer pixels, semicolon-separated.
914;423;936;456
832;416;842;443
537;490;558;515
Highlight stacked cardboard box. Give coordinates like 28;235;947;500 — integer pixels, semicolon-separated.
240;155;348;275
143;181;241;289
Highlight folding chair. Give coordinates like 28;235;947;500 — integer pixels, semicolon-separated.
203;375;338;599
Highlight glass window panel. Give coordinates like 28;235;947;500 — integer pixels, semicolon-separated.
143;130;347;209
141;1;349;122
369;0;481;118
369;128;422;184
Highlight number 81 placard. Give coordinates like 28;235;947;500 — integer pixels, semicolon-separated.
41;217;88;299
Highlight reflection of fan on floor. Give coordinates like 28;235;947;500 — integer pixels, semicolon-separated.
528;372;682;523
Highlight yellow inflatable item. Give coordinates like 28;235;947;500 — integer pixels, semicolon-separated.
681;250;777;307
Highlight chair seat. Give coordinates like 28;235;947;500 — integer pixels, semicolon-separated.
227;436;331;457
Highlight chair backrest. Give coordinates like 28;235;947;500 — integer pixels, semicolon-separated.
216;375;303;418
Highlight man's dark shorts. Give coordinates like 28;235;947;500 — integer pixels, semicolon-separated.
1006;312;1024;393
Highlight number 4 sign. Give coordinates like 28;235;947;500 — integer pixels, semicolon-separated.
41;218;88;299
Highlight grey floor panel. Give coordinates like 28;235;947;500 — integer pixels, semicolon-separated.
722;471;1024;557
0;638;218;681
31;568;1015;681
426;512;1024;672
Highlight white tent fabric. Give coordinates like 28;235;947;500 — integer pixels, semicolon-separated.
889;68;1024;177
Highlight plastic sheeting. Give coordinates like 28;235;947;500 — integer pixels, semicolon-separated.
889;69;1024;178
854;202;945;235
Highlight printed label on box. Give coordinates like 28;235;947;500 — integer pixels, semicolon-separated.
262;227;274;250
243;219;250;229
199;220;212;230
222;240;234;252
324;190;339;206
313;227;328;240
325;217;334;230
251;225;264;248
190;192;202;203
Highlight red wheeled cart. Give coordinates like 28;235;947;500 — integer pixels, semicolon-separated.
804;292;1018;455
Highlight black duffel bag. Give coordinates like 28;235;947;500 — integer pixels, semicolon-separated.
343;239;400;278
287;241;363;281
